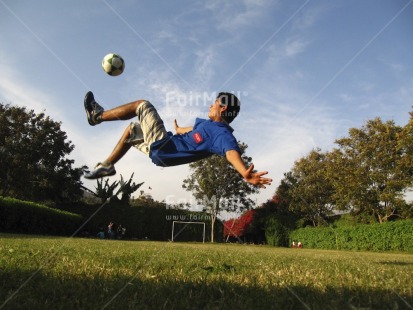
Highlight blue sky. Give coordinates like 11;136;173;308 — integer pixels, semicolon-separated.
1;0;413;214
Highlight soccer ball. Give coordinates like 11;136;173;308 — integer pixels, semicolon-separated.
102;53;125;76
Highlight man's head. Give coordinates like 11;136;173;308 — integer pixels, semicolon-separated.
208;92;240;124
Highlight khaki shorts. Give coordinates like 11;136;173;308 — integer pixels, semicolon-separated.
126;101;168;155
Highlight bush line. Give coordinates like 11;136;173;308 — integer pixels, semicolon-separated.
289;220;413;252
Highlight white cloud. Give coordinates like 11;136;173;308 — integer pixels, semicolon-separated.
291;2;333;31
194;47;216;85
205;0;273;33
284;38;309;57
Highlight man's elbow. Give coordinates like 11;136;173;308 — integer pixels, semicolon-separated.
225;149;241;161
225;149;238;156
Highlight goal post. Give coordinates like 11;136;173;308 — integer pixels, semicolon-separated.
172;221;206;243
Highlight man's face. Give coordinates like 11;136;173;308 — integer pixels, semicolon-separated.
208;98;226;121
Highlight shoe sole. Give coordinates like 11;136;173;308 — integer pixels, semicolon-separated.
84;168;116;179
84;91;97;126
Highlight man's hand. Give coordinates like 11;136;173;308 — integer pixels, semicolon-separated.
226;150;272;188
173;119;179;133
242;164;272;188
174;119;193;135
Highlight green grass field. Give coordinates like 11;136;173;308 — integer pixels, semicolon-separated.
1;234;412;309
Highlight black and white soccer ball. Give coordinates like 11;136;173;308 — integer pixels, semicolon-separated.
102;53;125;76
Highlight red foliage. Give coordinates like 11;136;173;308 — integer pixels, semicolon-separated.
223;210;256;238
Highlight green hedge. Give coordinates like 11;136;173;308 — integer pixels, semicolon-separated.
51;201;217;241
0;196;219;241
0;196;84;236
289;219;413;252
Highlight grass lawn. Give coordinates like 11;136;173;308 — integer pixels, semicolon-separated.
1;234;412;309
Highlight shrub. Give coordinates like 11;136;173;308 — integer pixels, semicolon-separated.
289;219;413;252
265;216;290;247
0;196;83;236
59;200;216;241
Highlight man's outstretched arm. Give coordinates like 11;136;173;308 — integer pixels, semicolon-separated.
225;150;272;188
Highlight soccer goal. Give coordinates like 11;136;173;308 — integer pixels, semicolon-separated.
171;221;206;243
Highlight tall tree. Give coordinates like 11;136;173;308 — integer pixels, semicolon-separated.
397;112;413;218
327;118;410;223
182;142;259;242
398;111;413;179
0;103;86;203
286;149;334;226
275;172;296;206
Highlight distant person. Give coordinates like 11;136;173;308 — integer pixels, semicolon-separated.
82;91;272;188
121;226;126;239
107;222;114;239
117;224;125;240
97;227;105;239
298;241;302;249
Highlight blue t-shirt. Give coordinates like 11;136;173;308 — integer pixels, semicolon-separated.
149;118;241;167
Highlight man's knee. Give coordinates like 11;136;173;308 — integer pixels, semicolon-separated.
123;125;132;138
124;122;144;145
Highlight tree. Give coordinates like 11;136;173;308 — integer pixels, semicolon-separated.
182;142;259;242
397;112;413;218
284;149;334;226
223;209;256;242
0;103;86;203
398;111;413;180
275;172;296;206
253;195;298;244
327;118;410;223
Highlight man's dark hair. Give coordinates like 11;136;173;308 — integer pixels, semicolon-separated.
217;92;240;124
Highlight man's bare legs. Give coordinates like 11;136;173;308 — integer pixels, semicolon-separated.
84;98;145;179
101;100;146;121
99;100;147;165
102;125;133;166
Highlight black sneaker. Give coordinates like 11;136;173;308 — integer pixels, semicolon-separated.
84;91;104;126
84;163;116;179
